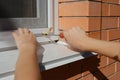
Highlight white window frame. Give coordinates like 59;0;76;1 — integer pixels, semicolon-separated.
0;0;59;51
0;0;59;36
30;0;59;35
49;0;59;35
0;0;59;76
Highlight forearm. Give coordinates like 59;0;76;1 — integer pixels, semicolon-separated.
63;27;120;61
85;37;120;61
15;48;42;80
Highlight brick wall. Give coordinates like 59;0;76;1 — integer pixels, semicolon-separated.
58;0;120;80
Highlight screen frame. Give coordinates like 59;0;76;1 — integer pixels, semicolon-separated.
0;0;59;42
0;0;59;35
0;0;59;76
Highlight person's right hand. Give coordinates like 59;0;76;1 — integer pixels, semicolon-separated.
63;27;90;51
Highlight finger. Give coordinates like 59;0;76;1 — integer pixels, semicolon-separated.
30;31;36;38
76;26;84;31
29;31;34;35
18;28;24;35
69;28;75;36
12;32;18;40
72;27;79;32
71;27;79;34
63;31;67;39
24;28;30;34
33;34;37;41
63;31;71;43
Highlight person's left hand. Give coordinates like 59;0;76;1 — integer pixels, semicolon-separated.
12;28;37;52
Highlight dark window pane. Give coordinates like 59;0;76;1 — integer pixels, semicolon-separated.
0;0;37;18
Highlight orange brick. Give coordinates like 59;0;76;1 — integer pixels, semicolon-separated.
109;4;120;16
98;56;107;68
102;3;109;16
89;18;101;31
113;40;120;42
101;30;108;41
59;0;74;2
67;74;81;80
79;74;94;80
102;0;119;4
59;1;101;16
101;29;120;41
88;31;101;40
112;39;120;42
94;0;101;1
109;71;120;80
118;17;120;27
108;57;116;65
59;17;101;31
59;2;89;16
116;62;120;72
59;0;102;2
96;0;101;1
102;17;118;29
102;3;120;16
100;63;115;77
82;71;90;77
108;29;120;40
89;2;101;16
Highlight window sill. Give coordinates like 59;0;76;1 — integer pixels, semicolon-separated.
0;41;97;80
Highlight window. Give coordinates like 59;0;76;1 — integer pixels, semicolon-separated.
0;0;37;18
0;0;58;77
0;0;58;32
0;0;58;42
0;0;59;52
0;0;59;76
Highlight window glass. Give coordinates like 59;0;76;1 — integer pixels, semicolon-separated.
0;0;37;18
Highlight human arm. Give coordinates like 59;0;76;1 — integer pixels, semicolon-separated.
63;27;120;61
12;28;42;80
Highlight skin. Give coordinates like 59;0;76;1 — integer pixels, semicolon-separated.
12;27;120;80
63;27;120;61
12;28;42;80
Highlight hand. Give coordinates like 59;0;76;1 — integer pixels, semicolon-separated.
63;27;90;51
12;28;37;51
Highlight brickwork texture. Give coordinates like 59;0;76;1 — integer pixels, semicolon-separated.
58;0;120;80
